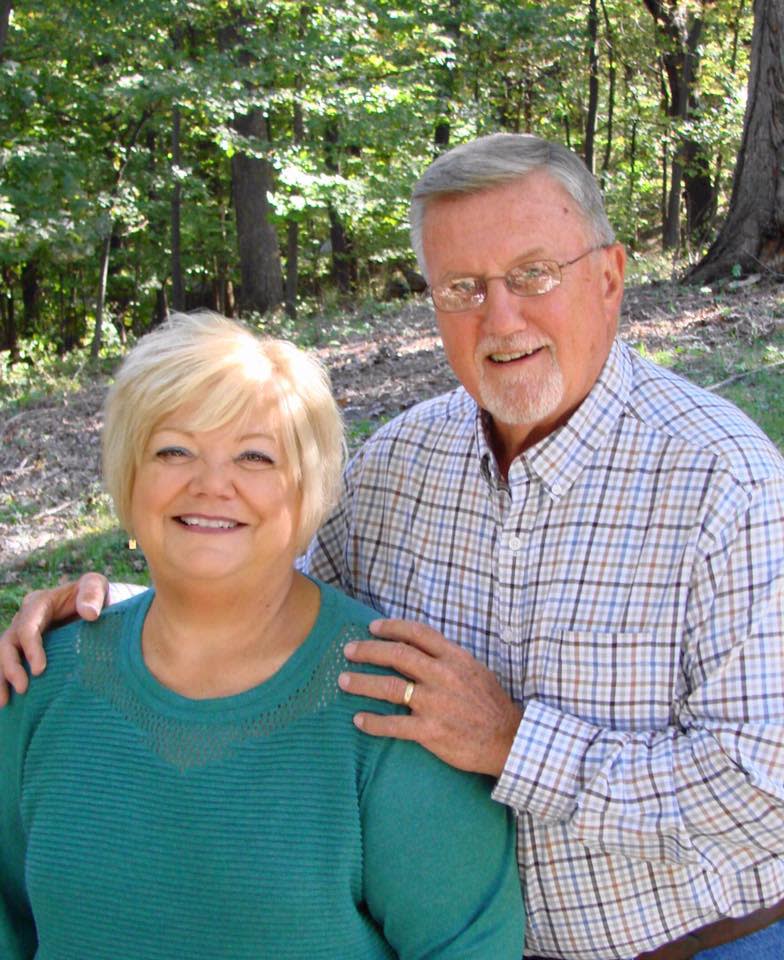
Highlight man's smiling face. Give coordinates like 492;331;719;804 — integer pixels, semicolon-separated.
422;171;626;467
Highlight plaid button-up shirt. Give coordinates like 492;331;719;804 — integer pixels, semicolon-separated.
304;338;784;960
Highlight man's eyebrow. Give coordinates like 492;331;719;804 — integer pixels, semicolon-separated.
509;247;550;263
441;248;552;279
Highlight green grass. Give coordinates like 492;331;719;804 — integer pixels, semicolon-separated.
633;328;784;449
346;414;394;451
0;508;150;627
624;249;682;285
721;369;784;448
246;296;405;349
0;498;39;525
1;340;120;412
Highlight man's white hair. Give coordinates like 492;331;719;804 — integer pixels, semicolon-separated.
409;133;615;278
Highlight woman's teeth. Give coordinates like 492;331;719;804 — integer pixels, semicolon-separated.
178;516;238;529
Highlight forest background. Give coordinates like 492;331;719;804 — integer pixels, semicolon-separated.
1;0;783;620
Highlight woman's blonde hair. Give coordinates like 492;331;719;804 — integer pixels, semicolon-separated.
102;311;345;554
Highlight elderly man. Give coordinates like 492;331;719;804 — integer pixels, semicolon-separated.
2;134;784;960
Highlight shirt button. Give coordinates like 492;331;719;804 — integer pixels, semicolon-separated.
508;536;522;552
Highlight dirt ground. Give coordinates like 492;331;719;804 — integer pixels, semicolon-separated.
2;280;783;568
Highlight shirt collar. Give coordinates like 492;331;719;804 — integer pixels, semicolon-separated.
473;339;633;499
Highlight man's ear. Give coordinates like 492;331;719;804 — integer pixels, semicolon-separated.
601;243;626;317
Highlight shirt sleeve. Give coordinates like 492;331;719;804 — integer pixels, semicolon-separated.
493;474;784;874
361;735;524;959
0;689;38;959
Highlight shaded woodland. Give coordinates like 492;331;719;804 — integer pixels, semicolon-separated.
1;0;782;361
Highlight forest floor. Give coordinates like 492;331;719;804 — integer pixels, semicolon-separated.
2;278;784;577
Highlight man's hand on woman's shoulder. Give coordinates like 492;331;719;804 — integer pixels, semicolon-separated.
0;574;109;706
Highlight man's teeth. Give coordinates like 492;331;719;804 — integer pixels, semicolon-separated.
489;348;540;362
179;516;238;529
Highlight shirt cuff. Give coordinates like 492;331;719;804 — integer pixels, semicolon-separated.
492;699;605;821
107;582;148;605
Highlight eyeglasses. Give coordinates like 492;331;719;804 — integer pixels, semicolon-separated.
429;245;608;313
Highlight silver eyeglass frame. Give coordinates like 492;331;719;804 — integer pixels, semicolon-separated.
428;244;610;313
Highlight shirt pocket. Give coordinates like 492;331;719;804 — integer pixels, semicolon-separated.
537;629;678;731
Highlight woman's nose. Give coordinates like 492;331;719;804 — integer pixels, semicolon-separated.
188;458;235;496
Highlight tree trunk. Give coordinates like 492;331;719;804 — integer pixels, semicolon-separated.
627;117;639;245
170;106;185;312
689;0;784;283
0;0;12;59
216;205;234;317
643;0;713;249
324;121;357;296
663;151;683;249
584;0;600;173
285;220;299;319
90;234;112;357
327;204;356;295
661;23;695;249
169;26;185;313
711;1;748;214
154;285;168;327
21;259;41;329
1;268;17;360
60;279;83;354
433;0;460;151
218;13;284;317
87;110;151;356
682;139;715;242
90;230;113;359
285;91;306;320
731;0;747;69
661;139;668;228
231;108;284;315
599;0;616;182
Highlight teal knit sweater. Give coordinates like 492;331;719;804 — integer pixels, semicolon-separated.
0;580;523;959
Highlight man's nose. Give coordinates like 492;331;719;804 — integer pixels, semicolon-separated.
480;276;529;334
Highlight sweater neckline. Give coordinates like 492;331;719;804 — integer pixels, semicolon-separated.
120;576;339;722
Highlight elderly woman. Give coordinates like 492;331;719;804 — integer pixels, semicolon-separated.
0;312;523;959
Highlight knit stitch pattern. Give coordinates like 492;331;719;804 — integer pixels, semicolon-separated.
0;580;524;960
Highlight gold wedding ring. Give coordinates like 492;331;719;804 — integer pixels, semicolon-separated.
402;680;416;707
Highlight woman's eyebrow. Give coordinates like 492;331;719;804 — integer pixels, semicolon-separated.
237;431;277;443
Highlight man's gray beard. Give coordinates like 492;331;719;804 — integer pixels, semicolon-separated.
476;348;564;430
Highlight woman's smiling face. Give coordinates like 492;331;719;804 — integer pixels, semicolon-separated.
129;393;302;589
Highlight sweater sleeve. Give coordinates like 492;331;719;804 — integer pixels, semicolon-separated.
360;736;524;959
0;688;38;959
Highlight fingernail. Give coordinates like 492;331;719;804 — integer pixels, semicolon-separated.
84;603;100;617
344;642;357;657
353;714;365;730
338;672;350;689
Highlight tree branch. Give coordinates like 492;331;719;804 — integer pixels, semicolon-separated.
707;358;784;392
